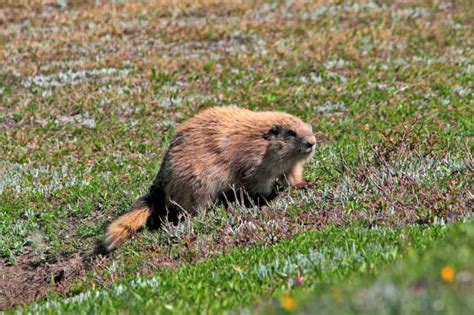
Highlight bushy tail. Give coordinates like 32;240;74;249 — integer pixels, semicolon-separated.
104;205;150;251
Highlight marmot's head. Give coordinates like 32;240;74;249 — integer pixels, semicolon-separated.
263;115;316;160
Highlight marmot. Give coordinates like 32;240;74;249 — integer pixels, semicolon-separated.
104;106;316;251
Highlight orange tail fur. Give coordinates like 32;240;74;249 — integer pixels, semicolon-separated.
104;206;150;251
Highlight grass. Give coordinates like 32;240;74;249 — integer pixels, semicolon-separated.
0;0;473;313
16;224;449;314
263;220;474;314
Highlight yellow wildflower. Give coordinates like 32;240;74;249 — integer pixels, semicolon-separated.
440;266;455;283
280;293;296;312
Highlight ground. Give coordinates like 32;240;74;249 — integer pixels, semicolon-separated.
0;0;473;313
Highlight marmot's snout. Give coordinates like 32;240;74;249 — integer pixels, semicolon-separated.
301;135;316;154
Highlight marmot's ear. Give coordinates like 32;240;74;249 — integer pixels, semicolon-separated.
263;124;282;140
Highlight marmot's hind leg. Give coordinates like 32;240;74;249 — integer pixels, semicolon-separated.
144;187;180;230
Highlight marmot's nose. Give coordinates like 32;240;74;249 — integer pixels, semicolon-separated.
304;136;316;148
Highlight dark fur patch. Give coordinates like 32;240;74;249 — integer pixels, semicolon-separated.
146;175;180;229
170;132;185;147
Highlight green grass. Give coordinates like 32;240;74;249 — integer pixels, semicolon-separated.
16;224;448;314
0;0;472;312
263;220;474;314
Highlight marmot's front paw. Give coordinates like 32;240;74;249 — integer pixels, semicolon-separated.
293;181;316;190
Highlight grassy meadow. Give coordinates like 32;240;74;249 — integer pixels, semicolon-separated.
0;0;472;313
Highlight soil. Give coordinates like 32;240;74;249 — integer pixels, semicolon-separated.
0;250;104;311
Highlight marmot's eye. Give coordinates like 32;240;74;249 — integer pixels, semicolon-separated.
288;130;297;137
270;125;280;135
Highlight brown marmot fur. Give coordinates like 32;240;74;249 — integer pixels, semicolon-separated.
104;106;316;251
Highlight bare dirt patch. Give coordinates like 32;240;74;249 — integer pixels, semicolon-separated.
0;252;89;310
